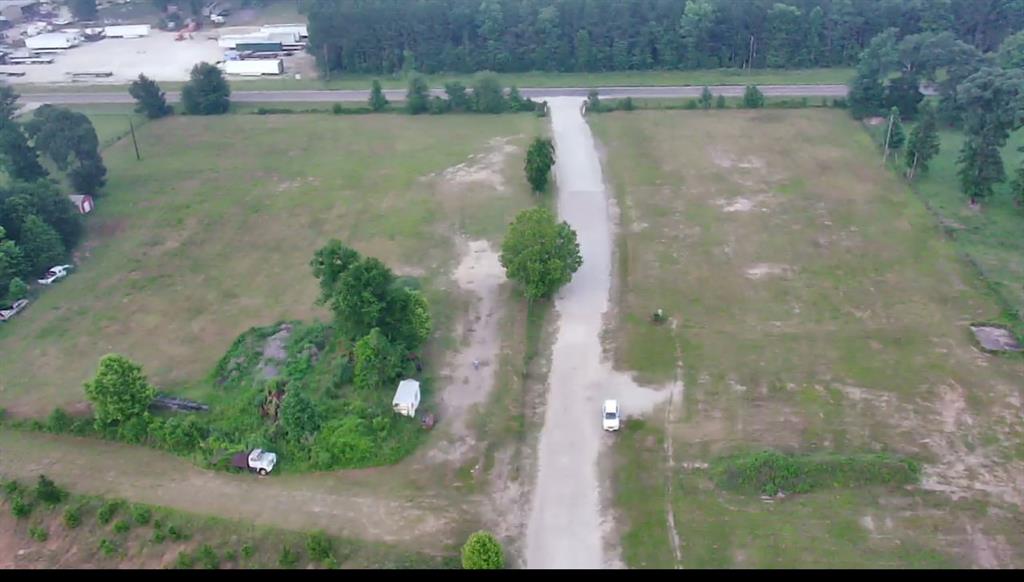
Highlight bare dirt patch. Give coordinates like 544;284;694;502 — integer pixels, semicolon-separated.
435;137;519;191
744;263;795;280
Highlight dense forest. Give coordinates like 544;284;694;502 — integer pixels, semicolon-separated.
304;0;1024;74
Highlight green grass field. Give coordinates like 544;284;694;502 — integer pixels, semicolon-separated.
593;109;1024;568
13;68;854;94
0;112;540;416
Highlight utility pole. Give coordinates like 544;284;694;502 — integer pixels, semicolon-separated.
129;119;141;161
882;111;894;166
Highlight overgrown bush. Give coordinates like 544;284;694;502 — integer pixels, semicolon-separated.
306;530;333;563
197;544;220;569
131;504;152;525
167;524;190;541
709;450;921;496
175;550;194;569
113;519;131;534
278;545;299;568
2;479;20;497
151;529;166;543
63;505;81;529
241;544;254;559
223;549;237;562
35;474;66;506
98;538;118;557
46;408;72;433
461;531;504;569
11;496;31;519
29;525;48;542
97;500;120;524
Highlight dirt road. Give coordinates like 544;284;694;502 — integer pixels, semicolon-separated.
524;98;669;569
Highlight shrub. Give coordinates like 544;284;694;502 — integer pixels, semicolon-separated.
46;408;72;433
223;549;237;562
29;525;48;542
196;544;220;569
167;524;190;541
324;556;339;569
278;546;299;568
131;505;152;525
709;450;921;496
742;85;765;108
619;96;635;111
683;99;698;110
715;95;727;109
113;519;131;534
98;538;118;557
306;530;333;563
461;531;504;569
11;496;32;519
332;103;343;114
151;529;167;543
175;550;194;569
63;505;82;529
97;500;120;524
35;475;67;506
2;479;20;497
241;544;254;559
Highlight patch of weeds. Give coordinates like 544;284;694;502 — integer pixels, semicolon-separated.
131;505;152;525
709;450;921;496
241;544;254;559
223;549;237;563
278;545;299;568
113;519;131;534
98;538;118;557
196;544;220;569
29;525;48;542
97;500;121;524
324;556;339;569
63;505;82;529
151;529;167;544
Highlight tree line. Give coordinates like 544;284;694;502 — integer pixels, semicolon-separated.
0;86;107;306
304;0;1024;75
848;28;1024;205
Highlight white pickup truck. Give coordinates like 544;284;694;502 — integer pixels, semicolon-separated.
231;448;278;475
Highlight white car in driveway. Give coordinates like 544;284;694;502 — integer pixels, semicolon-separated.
37;264;73;285
603;399;621;431
0;299;29;322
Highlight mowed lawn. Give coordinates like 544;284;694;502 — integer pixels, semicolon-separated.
592;110;1024;568
0;113;540;415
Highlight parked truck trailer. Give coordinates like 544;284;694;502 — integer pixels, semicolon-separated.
221;58;283;77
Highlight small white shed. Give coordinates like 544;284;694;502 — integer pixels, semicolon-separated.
392;379;421;418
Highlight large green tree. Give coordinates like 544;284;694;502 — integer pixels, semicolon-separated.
84;354;156;429
18;214;64;274
281;391;322;444
0;226;24;298
0;121;47;182
129;74;173;119
24;105;106;194
500;207;582;301
472;73;505;114
353;328;405;390
181;63;231;115
0;84;20;121
957;136;1005;205
904;103;941;179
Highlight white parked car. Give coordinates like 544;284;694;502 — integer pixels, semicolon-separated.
0;299;29;322
37;264;73;285
602;399;621;432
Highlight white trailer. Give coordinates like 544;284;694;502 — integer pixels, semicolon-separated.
103;24;151;39
260;24;308;39
218;31;299;49
392;379;421;418
221;58;283;76
25;32;80;51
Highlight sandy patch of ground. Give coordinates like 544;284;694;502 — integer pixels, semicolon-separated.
426;239;506;463
434;137;518;191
